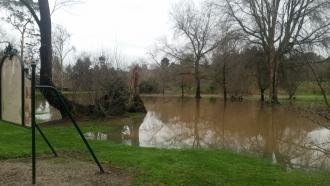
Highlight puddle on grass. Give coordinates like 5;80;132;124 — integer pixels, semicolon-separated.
35;100;61;122
85;125;138;146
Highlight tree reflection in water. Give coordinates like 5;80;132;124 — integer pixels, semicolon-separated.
139;97;330;170
36;96;330;170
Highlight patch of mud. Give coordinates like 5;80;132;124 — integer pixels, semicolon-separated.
0;155;131;186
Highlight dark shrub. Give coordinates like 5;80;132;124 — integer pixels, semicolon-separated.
96;70;129;116
139;79;159;94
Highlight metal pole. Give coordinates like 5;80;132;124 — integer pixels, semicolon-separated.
35;124;58;157
31;62;36;184
63;108;105;173
36;85;105;173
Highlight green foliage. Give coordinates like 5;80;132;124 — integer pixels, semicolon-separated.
208;84;216;94
297;82;330;95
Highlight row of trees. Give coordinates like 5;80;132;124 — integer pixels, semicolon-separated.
142;48;329;101
153;0;330;104
1;0;330;116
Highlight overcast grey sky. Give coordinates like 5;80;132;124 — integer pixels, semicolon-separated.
51;0;181;63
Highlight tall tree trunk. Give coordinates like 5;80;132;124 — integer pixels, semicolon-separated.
181;76;184;98
260;88;265;102
268;52;279;104
195;60;201;99
60;58;64;91
269;62;274;102
223;61;227;102
308;62;330;107
256;57;267;102
271;69;278;103
20;30;25;62
273;60;279;103
38;0;70;117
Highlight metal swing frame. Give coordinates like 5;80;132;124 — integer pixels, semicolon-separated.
29;63;104;184
0;49;104;184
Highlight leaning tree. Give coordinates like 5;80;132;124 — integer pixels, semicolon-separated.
0;0;79;117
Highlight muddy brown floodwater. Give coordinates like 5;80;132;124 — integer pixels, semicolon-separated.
37;96;330;170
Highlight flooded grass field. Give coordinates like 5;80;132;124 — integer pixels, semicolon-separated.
36;96;330;170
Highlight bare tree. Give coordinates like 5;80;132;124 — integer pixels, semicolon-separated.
53;24;75;91
217;0;330;103
244;47;269;101
0;26;10;45
306;57;330;107
164;0;223;99
179;54;195;98
24;35;40;63
278;53;309;100
50;0;82;15
1;4;37;62
147;49;172;95
112;42;125;70
213;32;241;102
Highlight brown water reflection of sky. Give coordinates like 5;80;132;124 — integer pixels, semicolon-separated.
139;97;330;170
36;96;330;170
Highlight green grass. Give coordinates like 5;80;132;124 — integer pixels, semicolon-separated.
36;90;91;98
296;82;330;95
0;120;329;185
143;93;329;107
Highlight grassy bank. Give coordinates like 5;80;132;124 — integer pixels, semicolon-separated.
35;90;91;98
0;119;329;186
142;93;330;107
